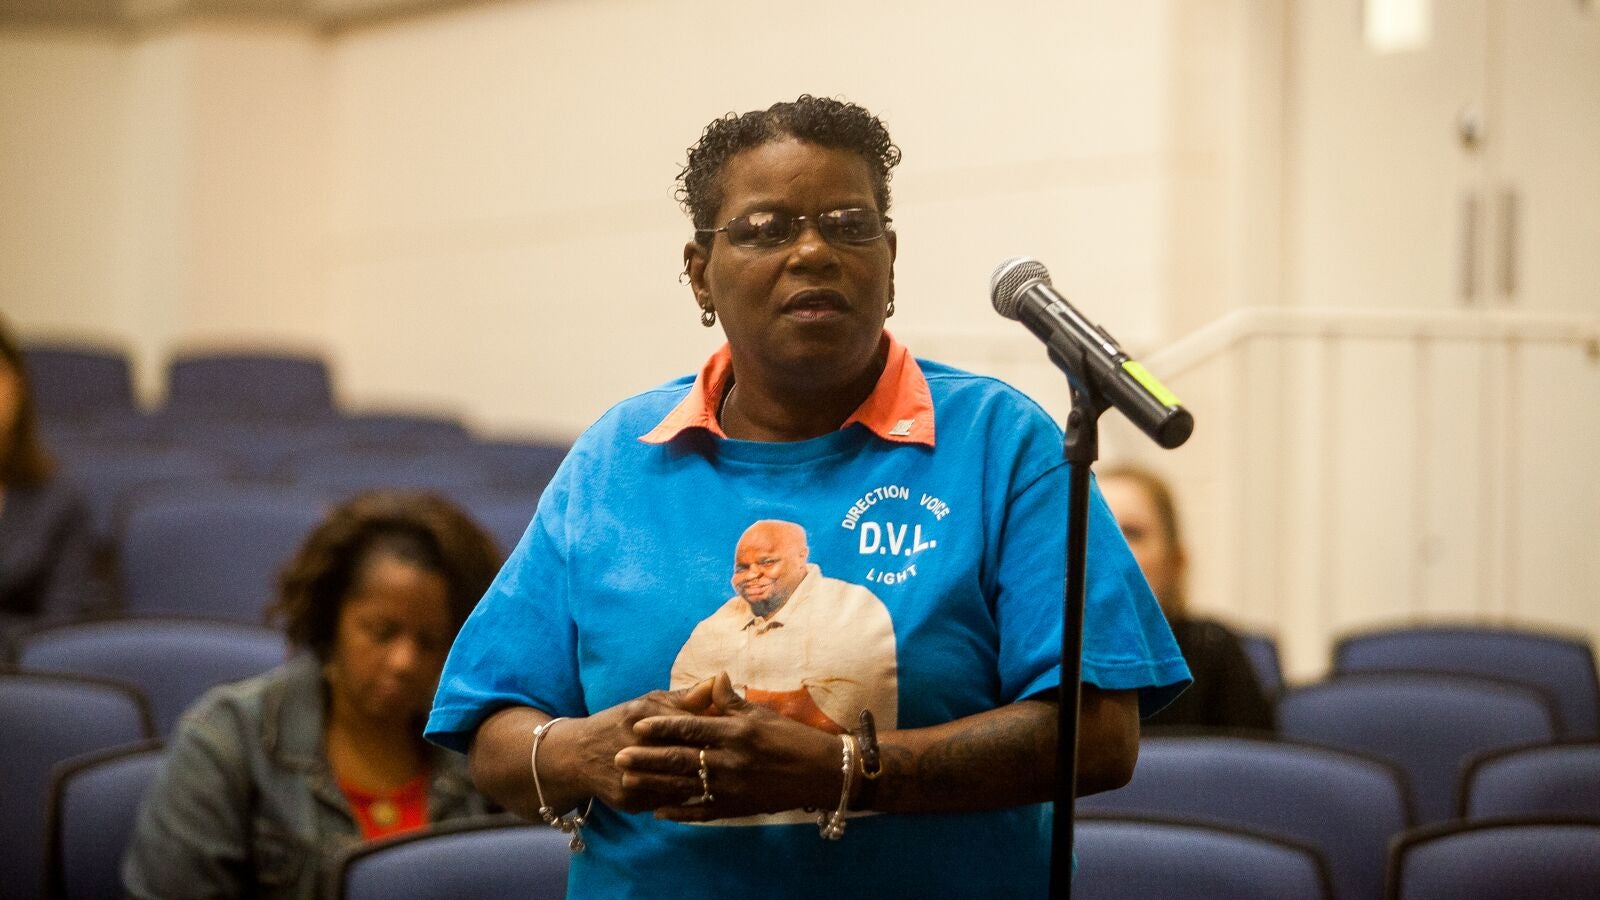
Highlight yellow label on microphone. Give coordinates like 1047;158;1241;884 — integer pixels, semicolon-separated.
1122;361;1181;408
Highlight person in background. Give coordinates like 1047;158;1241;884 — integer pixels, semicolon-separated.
124;491;503;900
1099;463;1275;732
0;318;100;634
428;95;1189;898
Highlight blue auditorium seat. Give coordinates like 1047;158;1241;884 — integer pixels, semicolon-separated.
1334;624;1600;739
119;486;329;623
335;816;571;900
22;343;135;422
1461;740;1600;820
165;350;334;420
1386;818;1600;900
1279;672;1558;823
1079;735;1408;900
1074;814;1333;900
46;740;166;900
15;618;288;735
0;672;153;900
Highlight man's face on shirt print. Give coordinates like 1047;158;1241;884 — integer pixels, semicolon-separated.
731;520;809;617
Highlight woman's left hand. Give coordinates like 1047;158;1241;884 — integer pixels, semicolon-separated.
616;673;844;822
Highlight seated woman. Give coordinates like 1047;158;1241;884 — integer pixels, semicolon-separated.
124;491;504;899
1099;463;1276;732
0;318;101;634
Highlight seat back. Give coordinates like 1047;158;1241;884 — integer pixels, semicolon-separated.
149;419;348;480
457;489;536;560
166;351;333;419
1238;631;1285;700
1079;735;1408;900
46;741;165;900
1386;818;1600;900
58;444;237;543
16;618;287;735
119;487;328;622
1074;814;1334;900
466;440;569;493
1461;741;1600;820
279;446;500;502
1334;625;1600;738
333;413;474;448
336;817;570;900
1278;672;1558;822
22;344;135;421
0;673;152;900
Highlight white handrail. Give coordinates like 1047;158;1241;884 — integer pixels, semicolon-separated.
1146;306;1600;378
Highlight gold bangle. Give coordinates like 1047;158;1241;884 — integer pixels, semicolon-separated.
530;716;596;852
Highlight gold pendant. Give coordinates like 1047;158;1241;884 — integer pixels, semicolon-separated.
370;800;399;828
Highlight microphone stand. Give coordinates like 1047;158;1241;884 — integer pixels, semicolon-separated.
1047;352;1110;900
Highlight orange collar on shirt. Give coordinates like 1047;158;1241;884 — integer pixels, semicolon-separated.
639;331;935;447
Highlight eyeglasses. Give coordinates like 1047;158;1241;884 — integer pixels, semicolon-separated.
696;208;891;249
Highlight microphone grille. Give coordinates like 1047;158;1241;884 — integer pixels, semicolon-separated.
990;257;1051;320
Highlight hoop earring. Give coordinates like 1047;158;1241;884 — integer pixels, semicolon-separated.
885;298;895;318
701;307;717;327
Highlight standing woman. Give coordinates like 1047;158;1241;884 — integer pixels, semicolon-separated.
124;492;502;899
429;96;1190;898
1099;463;1275;731
0;319;100;633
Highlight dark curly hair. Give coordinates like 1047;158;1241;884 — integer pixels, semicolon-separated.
677;94;902;245
271;491;502;661
0;317;56;486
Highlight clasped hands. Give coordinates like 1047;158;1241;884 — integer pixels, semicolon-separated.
578;673;843;823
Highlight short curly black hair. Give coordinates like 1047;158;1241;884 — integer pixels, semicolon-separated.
271;491;502;661
677;94;902;244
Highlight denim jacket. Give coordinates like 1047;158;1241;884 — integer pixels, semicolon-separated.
123;655;488;899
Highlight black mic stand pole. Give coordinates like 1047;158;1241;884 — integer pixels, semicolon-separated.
1048;350;1111;900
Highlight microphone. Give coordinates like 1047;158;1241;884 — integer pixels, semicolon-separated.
991;257;1193;449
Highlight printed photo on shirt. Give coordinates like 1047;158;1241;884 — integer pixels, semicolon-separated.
670;518;899;826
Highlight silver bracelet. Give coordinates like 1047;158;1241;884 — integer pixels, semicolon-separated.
530;716;595;852
817;734;856;840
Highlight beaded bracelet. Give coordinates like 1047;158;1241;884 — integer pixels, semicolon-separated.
817;734;856;840
530;716;596;852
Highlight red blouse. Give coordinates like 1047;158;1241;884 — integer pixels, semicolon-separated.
341;771;430;840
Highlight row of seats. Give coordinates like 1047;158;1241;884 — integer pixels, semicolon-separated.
51;421;563;546
18;344;1598;898
1279;672;1557;824
90;483;536;621
27;345;338;422
28;345;567;620
53;759;568;900
10;618;285;735
31;728;1600;900
49;743;567;900
1080;732;1600;899
59;426;566;517
1234;626;1598;742
5;619;1597;900
1073;814;1600;900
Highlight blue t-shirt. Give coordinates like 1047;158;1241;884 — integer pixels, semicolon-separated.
428;358;1189;899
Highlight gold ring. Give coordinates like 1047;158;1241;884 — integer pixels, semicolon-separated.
684;748;713;805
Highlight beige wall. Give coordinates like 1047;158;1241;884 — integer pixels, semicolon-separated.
321;0;1218;435
2;0;1595;678
1;23;327;399
2;1;1247;424
0;31;128;338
